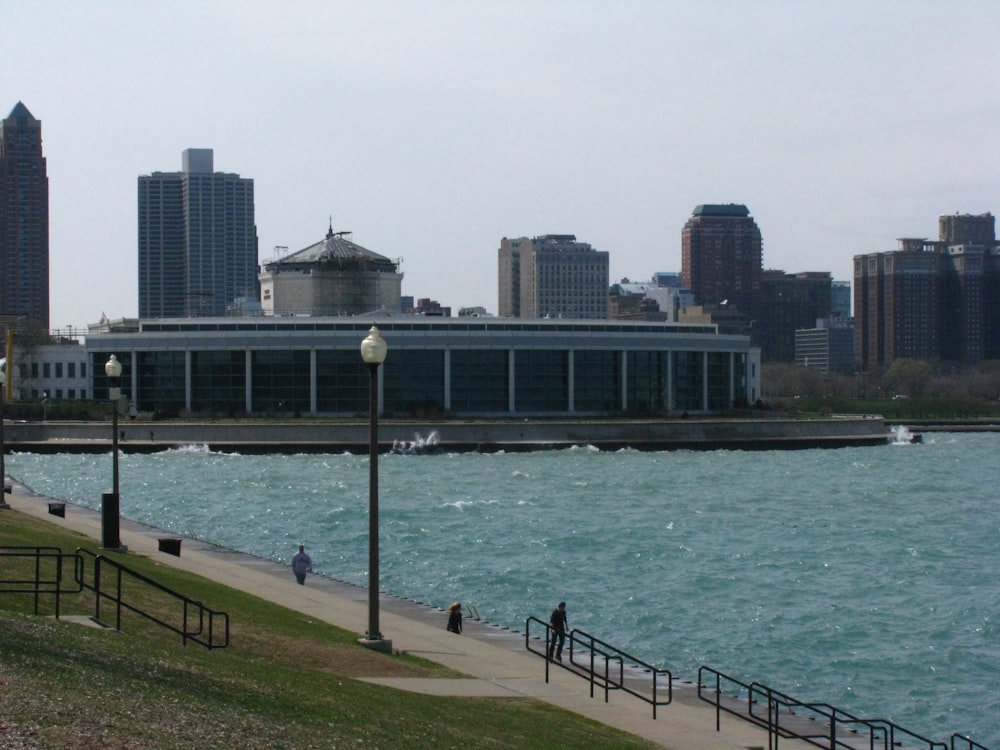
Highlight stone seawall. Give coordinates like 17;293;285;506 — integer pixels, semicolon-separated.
3;417;889;453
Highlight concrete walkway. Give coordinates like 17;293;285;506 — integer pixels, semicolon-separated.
3;482;808;750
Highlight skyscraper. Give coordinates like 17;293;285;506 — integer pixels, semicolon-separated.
498;234;609;319
681;204;762;313
138;149;257;318
853;240;943;371
0;102;49;329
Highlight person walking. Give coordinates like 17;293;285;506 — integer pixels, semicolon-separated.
291;544;313;585
446;602;463;634
548;601;568;661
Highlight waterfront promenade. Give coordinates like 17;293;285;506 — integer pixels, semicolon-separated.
4;480;808;750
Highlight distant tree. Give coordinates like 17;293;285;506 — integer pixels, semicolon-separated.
882;359;936;398
762;362;824;398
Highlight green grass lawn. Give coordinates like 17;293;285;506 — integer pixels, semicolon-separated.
0;511;656;750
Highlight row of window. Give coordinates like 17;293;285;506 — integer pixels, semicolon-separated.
18;360;88;380
26;389;81;400
96;348;747;417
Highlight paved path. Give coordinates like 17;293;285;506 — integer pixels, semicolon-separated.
4;481;812;750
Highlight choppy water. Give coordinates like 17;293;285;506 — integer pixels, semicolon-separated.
7;432;999;746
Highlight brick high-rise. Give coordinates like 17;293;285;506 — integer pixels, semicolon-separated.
681;204;762;313
0;102;49;329
854;213;1000;371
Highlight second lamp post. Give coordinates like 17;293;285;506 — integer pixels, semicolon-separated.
360;325;390;652
102;354;125;551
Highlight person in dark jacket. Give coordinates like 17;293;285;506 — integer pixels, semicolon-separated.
291;544;312;585
447;602;463;634
548;601;568;661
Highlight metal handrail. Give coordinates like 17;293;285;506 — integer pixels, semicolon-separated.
525;615;672;719
75;547;229;649
750;680;948;750
699;665;959;750
0;546;83;618
953;735;992;750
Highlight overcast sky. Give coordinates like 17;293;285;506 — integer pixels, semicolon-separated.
4;0;1000;329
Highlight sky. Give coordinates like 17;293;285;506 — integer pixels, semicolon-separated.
4;0;1000;330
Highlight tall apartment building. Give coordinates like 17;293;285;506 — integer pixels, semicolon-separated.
138;149;258;318
940;212;994;245
0;102;49;329
854;214;1000;371
497;237;524;317
681;204;762;314
498;235;609;319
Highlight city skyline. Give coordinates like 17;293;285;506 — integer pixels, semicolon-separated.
3;1;999;330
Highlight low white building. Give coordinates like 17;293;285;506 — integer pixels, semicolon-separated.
7;339;90;401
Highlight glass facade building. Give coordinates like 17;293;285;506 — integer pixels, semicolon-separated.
88;318;760;417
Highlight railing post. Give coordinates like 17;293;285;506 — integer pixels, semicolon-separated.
93;556;102;622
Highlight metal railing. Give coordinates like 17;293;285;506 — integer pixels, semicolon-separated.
698;665;976;750
952;735;992;750
76;548;229;649
525;615;672;718
0;546;83;618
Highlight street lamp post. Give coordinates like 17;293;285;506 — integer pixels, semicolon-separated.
102;354;125;550
0;368;9;509
359;325;390;652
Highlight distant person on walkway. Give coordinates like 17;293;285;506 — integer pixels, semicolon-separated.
548;601;568;661
446;602;463;634
291;544;313;585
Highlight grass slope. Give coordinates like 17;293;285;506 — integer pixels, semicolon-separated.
0;511;655;750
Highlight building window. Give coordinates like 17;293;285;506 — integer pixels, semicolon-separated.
251;350;310;414
384;350;445;417
316;350;367;413
451;349;509;413
515;349;568;412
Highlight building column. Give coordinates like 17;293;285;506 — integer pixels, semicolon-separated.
729;351;735;409
567;350;575;413
666;350;674;412
702;350;709;411
508;350;516;414
130;351;138;408
310;349;318;415
620;349;628;411
245;350;253;414
185;351;193;412
443;349;451;412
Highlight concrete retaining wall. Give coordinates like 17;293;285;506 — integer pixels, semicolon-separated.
3;417;889;453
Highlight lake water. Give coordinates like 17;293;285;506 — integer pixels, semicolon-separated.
6;432;999;747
